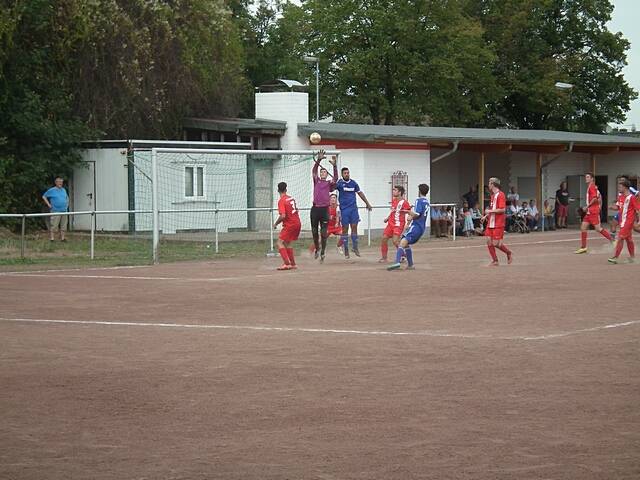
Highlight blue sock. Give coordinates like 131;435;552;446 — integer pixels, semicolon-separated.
395;247;405;264
341;235;349;252
351;234;359;250
405;247;413;266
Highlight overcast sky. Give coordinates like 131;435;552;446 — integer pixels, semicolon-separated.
609;0;639;129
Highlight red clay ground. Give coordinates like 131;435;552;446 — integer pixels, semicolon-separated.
1;230;639;479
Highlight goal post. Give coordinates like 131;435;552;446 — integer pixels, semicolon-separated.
148;148;342;263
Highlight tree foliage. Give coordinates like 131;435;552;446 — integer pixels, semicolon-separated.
0;0;249;213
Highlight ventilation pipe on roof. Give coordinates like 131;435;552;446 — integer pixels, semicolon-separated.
431;140;459;163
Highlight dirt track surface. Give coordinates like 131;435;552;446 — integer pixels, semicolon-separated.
1;231;639;479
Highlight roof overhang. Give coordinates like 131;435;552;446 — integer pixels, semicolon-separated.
298;123;640;153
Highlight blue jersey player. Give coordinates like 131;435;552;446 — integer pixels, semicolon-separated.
335;167;372;258
387;184;430;271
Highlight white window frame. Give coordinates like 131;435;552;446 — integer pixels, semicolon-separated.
184;164;206;200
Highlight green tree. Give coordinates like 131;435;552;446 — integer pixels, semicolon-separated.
472;0;637;132
254;0;500;125
0;0;94;214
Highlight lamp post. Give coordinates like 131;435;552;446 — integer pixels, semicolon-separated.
303;55;320;121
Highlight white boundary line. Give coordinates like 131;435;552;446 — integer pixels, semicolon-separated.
1;317;638;342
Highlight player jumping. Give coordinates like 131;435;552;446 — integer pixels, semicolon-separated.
483;177;513;266
575;172;613;254
310;150;338;262
387;183;430;271
379;186;411;263
273;182;301;270
608;178;638;264
335;167;373;258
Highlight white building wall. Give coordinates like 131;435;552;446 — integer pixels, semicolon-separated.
430;149;460;204
255;92;309;150
360;149;430;228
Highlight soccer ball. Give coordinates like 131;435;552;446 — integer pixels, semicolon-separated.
309;132;322;145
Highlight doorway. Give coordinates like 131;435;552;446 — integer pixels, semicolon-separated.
596;175;608;223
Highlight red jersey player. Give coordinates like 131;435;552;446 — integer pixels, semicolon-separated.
482;177;513;266
273;182;301;270
379;186;411;262
608;178;638;264
575;172;613;254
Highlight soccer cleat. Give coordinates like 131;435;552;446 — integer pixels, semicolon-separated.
574;247;588;254
337;246;343;256
607;257;618;264
507;252;513;265
353;248;360;257
378;258;388;263
406;265;416;270
314;250;319;260
277;264;293;271
488;261;499;267
628;257;635;264
387;263;401;271
320;254;325;263
344;253;350;259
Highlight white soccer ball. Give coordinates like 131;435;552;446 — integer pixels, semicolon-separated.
309;132;322;145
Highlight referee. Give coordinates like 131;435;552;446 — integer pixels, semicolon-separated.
311;150;338;262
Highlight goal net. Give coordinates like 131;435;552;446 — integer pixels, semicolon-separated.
127;148;341;262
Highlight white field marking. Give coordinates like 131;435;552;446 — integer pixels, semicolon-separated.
0;266;372;283
1;317;639;342
0;264;150;276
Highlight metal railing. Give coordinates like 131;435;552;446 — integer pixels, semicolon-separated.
0;203;457;263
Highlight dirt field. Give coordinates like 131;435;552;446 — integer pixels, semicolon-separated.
1;230;639;479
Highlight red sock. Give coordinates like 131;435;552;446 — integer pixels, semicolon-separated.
600;229;613;241
628;239;635;257
287;248;295;265
278;247;290;265
614;241;624;258
497;244;511;255
581;231;587;248
487;245;498;262
381;242;388;259
337;238;343;247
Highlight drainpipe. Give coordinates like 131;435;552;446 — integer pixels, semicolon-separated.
431;140;459;163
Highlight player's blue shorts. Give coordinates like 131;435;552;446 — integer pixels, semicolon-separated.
403;224;424;245
341;208;360;226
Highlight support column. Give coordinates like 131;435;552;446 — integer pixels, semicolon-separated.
591;153;596;175
536;153;542;209
479;152;485;212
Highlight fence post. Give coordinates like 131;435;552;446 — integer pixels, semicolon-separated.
452;206;456;242
367;208;371;247
214;209;219;254
90;212;95;259
269;208;275;253
20;214;26;259
151;148;159;264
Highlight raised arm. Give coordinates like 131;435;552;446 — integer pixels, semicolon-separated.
357;191;373;211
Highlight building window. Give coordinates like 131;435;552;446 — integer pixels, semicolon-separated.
391;171;409;199
185;166;205;198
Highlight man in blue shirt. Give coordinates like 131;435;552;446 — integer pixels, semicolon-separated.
42;176;69;241
335;167;372;258
388;183;430;271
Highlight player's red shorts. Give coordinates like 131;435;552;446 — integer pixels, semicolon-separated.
583;212;601;225
279;223;301;242
327;225;342;236
619;225;634;240
556;204;568;217
383;223;404;238
484;227;504;240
